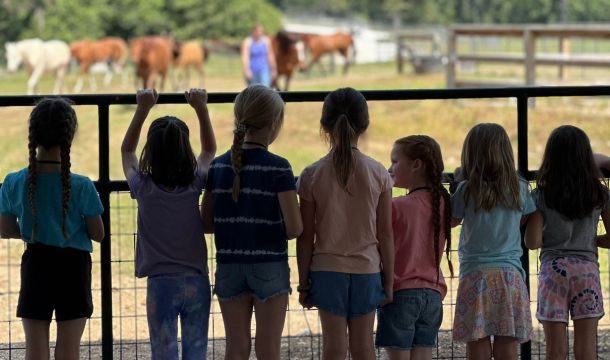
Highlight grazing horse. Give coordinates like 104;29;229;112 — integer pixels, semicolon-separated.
70;37;129;92
5;39;71;95
174;40;208;89
301;32;356;75
271;31;303;91
135;37;174;89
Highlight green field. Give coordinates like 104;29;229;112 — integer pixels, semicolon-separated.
1;54;610;355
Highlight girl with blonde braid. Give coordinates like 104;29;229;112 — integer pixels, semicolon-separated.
202;84;302;360
0;98;104;360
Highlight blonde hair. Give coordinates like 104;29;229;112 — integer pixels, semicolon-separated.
461;123;520;211
231;85;285;202
320;88;369;190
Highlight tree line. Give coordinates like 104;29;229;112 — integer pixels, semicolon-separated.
2;0;610;50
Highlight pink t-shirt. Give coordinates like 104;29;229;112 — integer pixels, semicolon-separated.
392;191;447;299
297;151;392;274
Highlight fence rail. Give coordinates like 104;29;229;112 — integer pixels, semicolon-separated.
1;86;610;359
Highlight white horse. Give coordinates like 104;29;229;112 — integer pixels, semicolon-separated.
5;39;71;95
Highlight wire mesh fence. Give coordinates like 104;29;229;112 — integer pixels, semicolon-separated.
1;88;610;359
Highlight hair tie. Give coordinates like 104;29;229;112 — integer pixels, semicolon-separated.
235;123;247;133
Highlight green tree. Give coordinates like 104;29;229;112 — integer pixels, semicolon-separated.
168;0;283;40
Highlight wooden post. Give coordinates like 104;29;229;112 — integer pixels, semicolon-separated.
558;36;570;80
397;34;404;74
447;29;456;88
525;29;536;86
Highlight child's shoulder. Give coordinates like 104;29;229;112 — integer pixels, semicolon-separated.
3;168;28;182
262;151;292;168
69;172;97;189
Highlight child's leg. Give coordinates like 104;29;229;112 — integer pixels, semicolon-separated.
541;321;568;359
180;274;212;359
55;317;87;360
574;318;598;360
466;337;491;360
411;347;432;360
491;336;518;360
347;311;376;360
319;309;349;360
22;319;50;360
253;293;288;360
146;275;182;360
219;295;254;360
386;349;412;360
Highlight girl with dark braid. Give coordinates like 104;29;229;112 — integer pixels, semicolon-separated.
121;88;216;359
202;84;302;360
296;87;394;360
0;98;104;360
374;135;453;360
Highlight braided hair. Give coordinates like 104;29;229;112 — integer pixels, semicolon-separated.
395;135;454;279
27;98;77;240
231;85;284;202
320;88;369;191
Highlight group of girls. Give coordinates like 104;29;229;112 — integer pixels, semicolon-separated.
0;85;609;360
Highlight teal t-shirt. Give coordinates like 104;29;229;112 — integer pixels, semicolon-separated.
451;180;535;279
0;168;104;252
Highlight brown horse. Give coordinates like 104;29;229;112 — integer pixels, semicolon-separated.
173;40;208;89
301;32;356;75
135;36;174;89
271;31;303;91
70;37;128;91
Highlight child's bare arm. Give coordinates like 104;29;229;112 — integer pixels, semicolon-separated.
296;198;315;308
524;211;543;249
86;215;105;242
278;191;302;239
377;190;394;305
201;191;215;234
0;215;21;239
121;89;158;179
594;153;610;173
185;89;217;170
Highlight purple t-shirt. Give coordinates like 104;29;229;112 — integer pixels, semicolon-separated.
128;170;207;278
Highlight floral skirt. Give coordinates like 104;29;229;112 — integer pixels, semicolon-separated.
452;267;532;343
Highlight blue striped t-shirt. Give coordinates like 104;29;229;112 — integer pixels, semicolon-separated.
206;148;296;264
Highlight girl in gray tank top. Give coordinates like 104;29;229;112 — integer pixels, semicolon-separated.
525;125;610;360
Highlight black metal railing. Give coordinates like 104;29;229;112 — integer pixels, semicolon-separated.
1;86;610;359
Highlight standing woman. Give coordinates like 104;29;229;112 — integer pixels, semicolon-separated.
241;23;277;87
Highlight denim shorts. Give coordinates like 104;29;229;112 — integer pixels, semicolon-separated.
214;261;290;301
307;271;386;318
376;288;442;349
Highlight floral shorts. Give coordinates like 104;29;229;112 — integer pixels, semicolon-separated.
453;267;532;343
537;257;604;323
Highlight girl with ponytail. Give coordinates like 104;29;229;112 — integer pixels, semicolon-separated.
375;135;453;360
0;98;104;359
202;84;301;360
122;88;217;359
296;87;394;359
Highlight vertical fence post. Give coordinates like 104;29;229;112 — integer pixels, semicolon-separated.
98;103;113;359
517;95;532;360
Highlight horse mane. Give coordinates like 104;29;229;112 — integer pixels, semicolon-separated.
275;31;294;54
